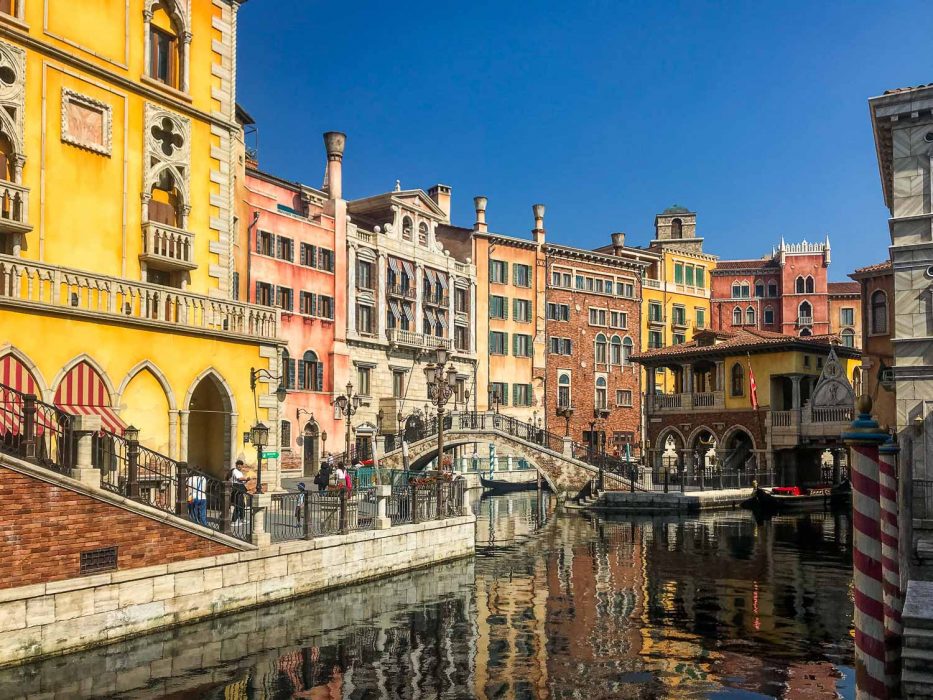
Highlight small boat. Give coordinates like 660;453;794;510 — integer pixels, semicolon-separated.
479;474;541;493
740;481;852;512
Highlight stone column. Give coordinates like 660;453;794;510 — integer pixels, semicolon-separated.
168;409;179;460
374;484;392;529
179;410;190;462
715;361;725;392
686;364;695;394
791;376;802;409
563;436;574;458
377;253;388;338
878;437;902;692
347;244;357;334
251;493;271;547
414;263;424;335
71;415;103;488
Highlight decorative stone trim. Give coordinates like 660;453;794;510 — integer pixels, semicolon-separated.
0;38;26;163
60;88;112;156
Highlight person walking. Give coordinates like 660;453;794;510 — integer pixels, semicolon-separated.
334;462;347;491
186;470;207;526
229;459;250;524
315;462;331;493
295;482;307;526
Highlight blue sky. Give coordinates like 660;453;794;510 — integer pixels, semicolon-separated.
237;1;933;280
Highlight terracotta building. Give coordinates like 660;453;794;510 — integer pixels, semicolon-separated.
827;281;861;349
710;239;835;337
544;233;652;456
849;261;895;429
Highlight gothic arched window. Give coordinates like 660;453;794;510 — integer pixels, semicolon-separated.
731;363;744;397
871;291;887;334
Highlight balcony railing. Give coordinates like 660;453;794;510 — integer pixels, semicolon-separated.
388;285;417;300
648;392;725;412
798;316;813;326
424;294;449;308
354;228;376;244
672;316;689;329
386;328;452;350
140;222;196;271
0;254;279;340
770;409;798;427
811;406;853;423
0;180;30;234
643;278;662;289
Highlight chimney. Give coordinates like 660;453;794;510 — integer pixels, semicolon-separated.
611;232;626;253
428;184;452;221
322;131;346;200
473;196;488;232
532;203;546;244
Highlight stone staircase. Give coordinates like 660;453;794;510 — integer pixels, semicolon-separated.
903;580;933;698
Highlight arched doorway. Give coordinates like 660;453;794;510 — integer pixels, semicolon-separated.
722;428;755;471
302;420;320;477
186;372;233;478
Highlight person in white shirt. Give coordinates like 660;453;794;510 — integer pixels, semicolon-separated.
334;463;347;491
229;459;250;523
186;471;207;526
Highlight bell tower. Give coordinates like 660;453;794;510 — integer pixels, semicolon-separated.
653;205;704;253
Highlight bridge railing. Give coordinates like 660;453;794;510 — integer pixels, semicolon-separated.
0;383;75;477
452;412;565;454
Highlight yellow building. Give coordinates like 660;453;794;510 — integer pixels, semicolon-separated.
0;1;282;483
638;207;717;393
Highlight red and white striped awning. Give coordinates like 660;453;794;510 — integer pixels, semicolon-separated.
54;362;127;435
0;354;38;436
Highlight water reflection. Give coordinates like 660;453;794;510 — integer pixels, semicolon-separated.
2;491;854;699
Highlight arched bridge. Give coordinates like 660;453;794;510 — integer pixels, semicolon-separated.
378;412;631;497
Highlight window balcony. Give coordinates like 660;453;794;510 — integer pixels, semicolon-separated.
648;315;666;328
424;294;449;308
643;277;662;289
0;180;31;235
647;391;724;413
671;316;689;330
388;284;416;300
140;222;196;272
797;316;813;327
386;328;452;350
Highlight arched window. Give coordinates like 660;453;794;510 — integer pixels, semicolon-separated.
418;221;428;246
741;283;750;298
148;170;182;227
557;373;571;408
595;376;607;409
841;328;855;348
871;291;888;334
799;328;812;337
610;336;622;365
763;306;774;325
732;307;742;325
0;133;14;183
594;333;607;364
732;282;742;298
148;2;183;89
731;363;744;397
796;276;805;293
754;280;764;298
300;350;323;391
799;300;812;324
671;218;683;238
622;337;634;365
805;276;814;293
401;216;413;241
746;306;756;326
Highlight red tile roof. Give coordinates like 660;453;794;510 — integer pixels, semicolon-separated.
828;281;860;295
712;259;779;271
632;327;854;362
883;83;933;95
853;261;892;274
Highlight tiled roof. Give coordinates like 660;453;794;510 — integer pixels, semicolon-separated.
712;259;779;271
883;83;933;95
853;261;892;274
828;281;860;295
632;327;848;362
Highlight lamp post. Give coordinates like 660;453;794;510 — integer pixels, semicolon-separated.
488;386;501;414
424;347;457;472
125;424;140;500
333;381;362;463
321;430;327;461
250;421;269;493
556;405;574;437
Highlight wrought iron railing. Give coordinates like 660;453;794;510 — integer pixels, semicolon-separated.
0;382;74;476
452;412;565;454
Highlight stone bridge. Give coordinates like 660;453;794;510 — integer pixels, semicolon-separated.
377;412;616;497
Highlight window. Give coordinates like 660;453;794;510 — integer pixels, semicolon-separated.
257;230;274;256
673;333;685;345
256;282;273;306
455;287;469;313
732;307;742;325
685;265;695;286
610;311;627;329
300;243;316;267
672;305;686;326
841;328;855;347
732;283;742;298
610;336;622;365
616;390;633;407
804;355;811;368
731;363;744;396
741;283;750;298
594;333;608;364
575;275;585;290
418;222;428;246
276;236;294;262
799;300;812;323
357;366;371;395
595;377;608;409
767;282;778;297
0;1;13;17
317;295;334;319
763;306;774;325
513;264;532;287
298;351;324;391
512;384;532;407
648;331;663;349
547;303;570;321
299;291;315;316
746;306;756;326
232;271;239;301
402;216;413;241
490;295;507;320
674;263;684;284
841;307;854;326
490;331;508;355
282;350;296;390
796;276;805;294
618;282;635;298
557;374;571;408
392;370;406;398
318;248;334;272
805;276;814;294
871;291;887;334
623;337;633;364
455;325;469;351
695;267;705;289
490;382;509;406
513;298;532;323
649;302;663;322
695;308;705;329
799;328;812;337
755;281;764;298
589;308;607;326
550;337;572;355
276;287;293;312
513;333;533;357
490;260;508;284
357;260;374;289
357;304;374;335
280;420;291;448
149;20;179;88
671;218;683;238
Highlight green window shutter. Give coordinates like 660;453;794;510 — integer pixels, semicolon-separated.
513;299;519;321
502;383;509;405
674;264;684;284
512;334;518;356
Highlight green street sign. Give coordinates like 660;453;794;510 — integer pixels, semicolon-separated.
261;451;279;459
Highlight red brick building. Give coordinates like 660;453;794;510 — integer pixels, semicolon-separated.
849;261;895;429
543;242;653;456
710;239;835;338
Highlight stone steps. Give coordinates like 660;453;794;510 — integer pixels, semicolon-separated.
902;667;933;699
904;625;933;652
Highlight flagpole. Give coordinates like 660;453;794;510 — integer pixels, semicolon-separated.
747;352;766;476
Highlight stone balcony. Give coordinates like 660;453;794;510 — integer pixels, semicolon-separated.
386;328;452;351
647;391;724;412
140;222;196;272
0;180;31;235
797;315;813;327
0;253;280;341
769;406;854;447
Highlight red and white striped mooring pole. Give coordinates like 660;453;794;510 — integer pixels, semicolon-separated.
878;435;902;691
843;395;896;699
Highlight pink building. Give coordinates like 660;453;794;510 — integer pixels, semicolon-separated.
243;149;349;477
710;239;833;337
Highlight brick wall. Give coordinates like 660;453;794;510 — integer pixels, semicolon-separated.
0;466;235;590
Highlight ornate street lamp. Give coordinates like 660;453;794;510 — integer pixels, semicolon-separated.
332;381;362;463
556;405;574;437
424;348;458;471
250;421;269;493
488;386;502;414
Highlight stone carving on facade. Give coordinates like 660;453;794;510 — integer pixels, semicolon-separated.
61;88;112;156
143;102;191;223
0;39;27;180
810;345;854;407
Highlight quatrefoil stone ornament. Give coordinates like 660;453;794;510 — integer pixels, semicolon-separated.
151;117;184;157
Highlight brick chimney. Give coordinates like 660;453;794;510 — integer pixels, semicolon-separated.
322;131;346;200
428;184;452;222
611;232;626;253
473;196;488;232
532;203;545;244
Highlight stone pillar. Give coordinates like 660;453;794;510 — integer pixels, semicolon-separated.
347;244;358;333
461;483;472;516
842;396;890;700
71;415;103;488
377;253;387;338
168;409;179;460
563;436;574;458
791;376;802;409
179;410;190;462
878;437;902;692
414;263;424;335
686;364;695;394
251;492;271;547
374;484;392;529
715;361;725;392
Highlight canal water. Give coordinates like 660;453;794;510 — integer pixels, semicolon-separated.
1;491;854;699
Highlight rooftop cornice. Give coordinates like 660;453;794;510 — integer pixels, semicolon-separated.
545;243;655;270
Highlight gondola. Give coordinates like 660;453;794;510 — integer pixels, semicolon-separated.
740;480;851;512
479;474;540;493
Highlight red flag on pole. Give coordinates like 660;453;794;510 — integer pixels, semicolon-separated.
747;354;759;410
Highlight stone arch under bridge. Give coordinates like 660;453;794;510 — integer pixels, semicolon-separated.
378;417;607;497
